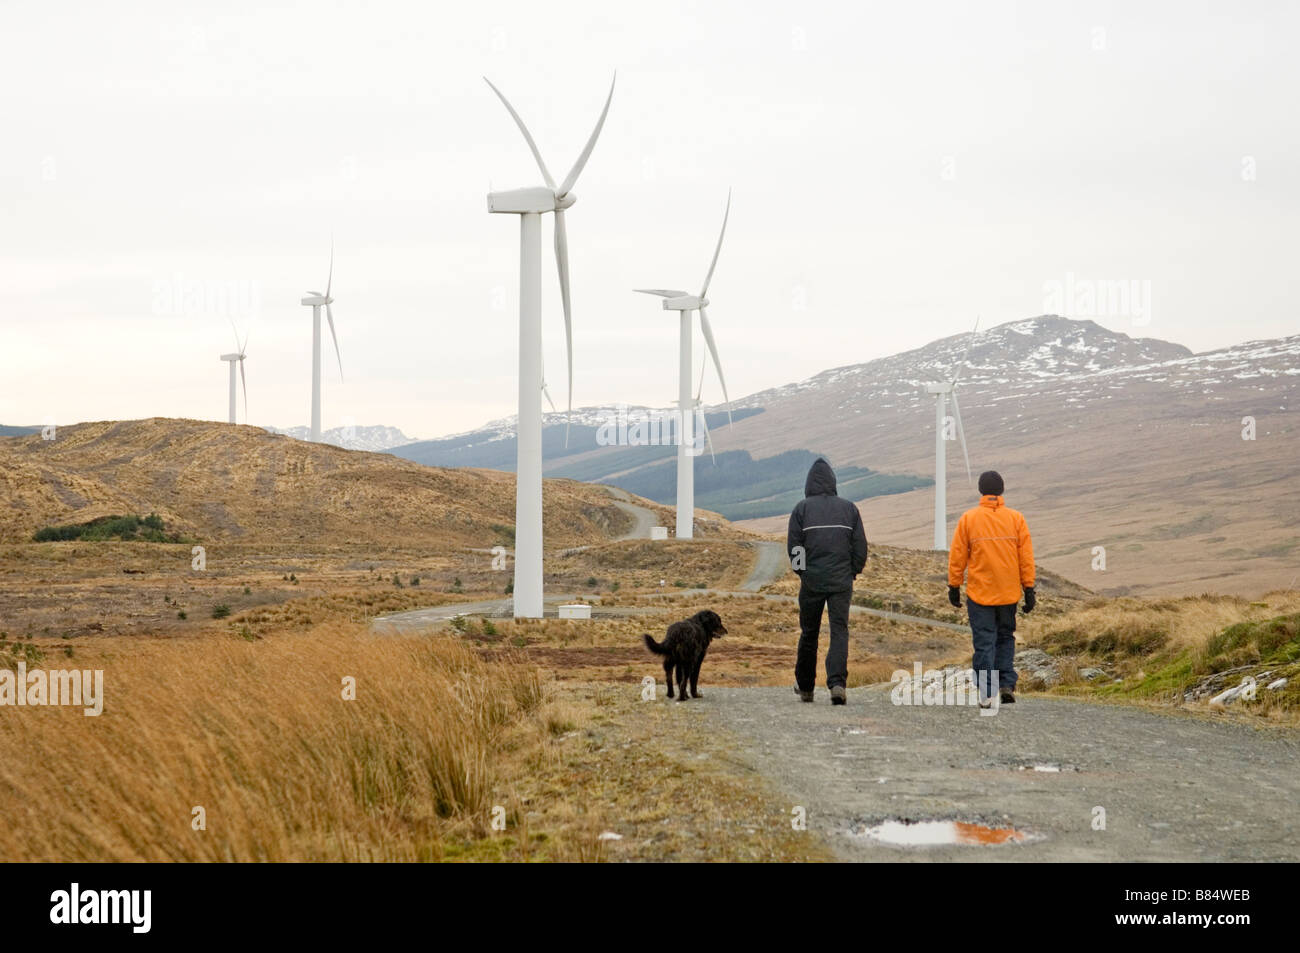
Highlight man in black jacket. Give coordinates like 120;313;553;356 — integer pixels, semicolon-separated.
787;458;868;704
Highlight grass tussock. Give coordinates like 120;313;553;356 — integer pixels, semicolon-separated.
1034;593;1300;658
0;626;546;861
1030;592;1300;720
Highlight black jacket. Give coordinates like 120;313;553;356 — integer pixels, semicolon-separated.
787;459;868;593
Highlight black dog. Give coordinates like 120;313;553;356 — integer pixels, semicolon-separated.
643;610;727;701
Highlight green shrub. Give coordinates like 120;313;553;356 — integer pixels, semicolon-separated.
1204;614;1300;671
33;512;182;543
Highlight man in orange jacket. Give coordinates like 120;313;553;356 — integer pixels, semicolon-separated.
947;470;1035;706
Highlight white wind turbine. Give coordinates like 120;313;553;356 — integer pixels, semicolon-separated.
219;326;248;424
635;192;733;540
925;317;980;549
300;243;344;442
484;75;615;618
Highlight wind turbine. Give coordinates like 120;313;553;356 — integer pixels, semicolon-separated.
300;242;343;442
219;326;248;424
925;317;979;549
484;75;614;618
635;191;733;540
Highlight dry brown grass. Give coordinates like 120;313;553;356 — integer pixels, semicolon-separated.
0;626;551;861
549;539;758;592
1030;591;1300;656
0;418;637;549
1025;590;1300;724
0;624;828;862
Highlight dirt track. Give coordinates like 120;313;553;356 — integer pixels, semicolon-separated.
690;684;1300;861
374;515;1300;862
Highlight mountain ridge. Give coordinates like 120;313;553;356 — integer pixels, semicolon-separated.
389;315;1299;596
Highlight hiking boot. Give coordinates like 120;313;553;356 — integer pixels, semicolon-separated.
831;685;847;706
978;698;995;710
794;685;813;703
1000;690;1016;704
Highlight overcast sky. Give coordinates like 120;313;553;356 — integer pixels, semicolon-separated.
2;0;1296;438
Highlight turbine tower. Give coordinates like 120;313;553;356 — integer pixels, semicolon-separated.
484;75;614;618
635;192;733;540
925;317;979;549
219;326;248;424
301;243;343;442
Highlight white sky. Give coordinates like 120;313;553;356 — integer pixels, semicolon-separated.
2;0;1296;438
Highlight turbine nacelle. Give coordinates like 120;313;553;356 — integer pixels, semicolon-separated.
219;352;242;362
662;294;707;312
924;381;954;395
301;294;333;307
486;186;576;215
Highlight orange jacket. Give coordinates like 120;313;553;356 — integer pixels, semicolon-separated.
948;495;1035;606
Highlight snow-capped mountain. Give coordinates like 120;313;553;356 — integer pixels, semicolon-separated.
724;316;1298;597
398;315;1299;597
261;424;415;453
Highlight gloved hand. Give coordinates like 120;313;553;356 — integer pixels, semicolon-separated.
1023;587;1036;614
948;586;962;608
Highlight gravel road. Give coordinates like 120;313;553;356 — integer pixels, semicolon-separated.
604;485;657;540
741;541;787;591
692;684;1300;861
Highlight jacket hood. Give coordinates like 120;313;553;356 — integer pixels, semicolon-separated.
804;458;838;497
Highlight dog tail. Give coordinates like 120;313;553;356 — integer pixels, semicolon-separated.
643;633;666;655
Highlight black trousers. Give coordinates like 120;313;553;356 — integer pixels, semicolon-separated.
967;599;1018;694
795;585;852;691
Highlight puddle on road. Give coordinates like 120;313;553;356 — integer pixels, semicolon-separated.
851;819;1031;847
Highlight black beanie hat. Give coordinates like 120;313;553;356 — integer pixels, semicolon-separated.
978;470;1004;496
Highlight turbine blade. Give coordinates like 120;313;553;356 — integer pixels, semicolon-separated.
697;306;732;426
950;388;972;483
325;303;344;381
540;354;558;414
633;288;686;298
239;356;248;423
325;239;334;299
558;73;616;197
483;77;557;190
699;189;731;298
696;402;716;464
229;318;242;353
554;209;573;447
